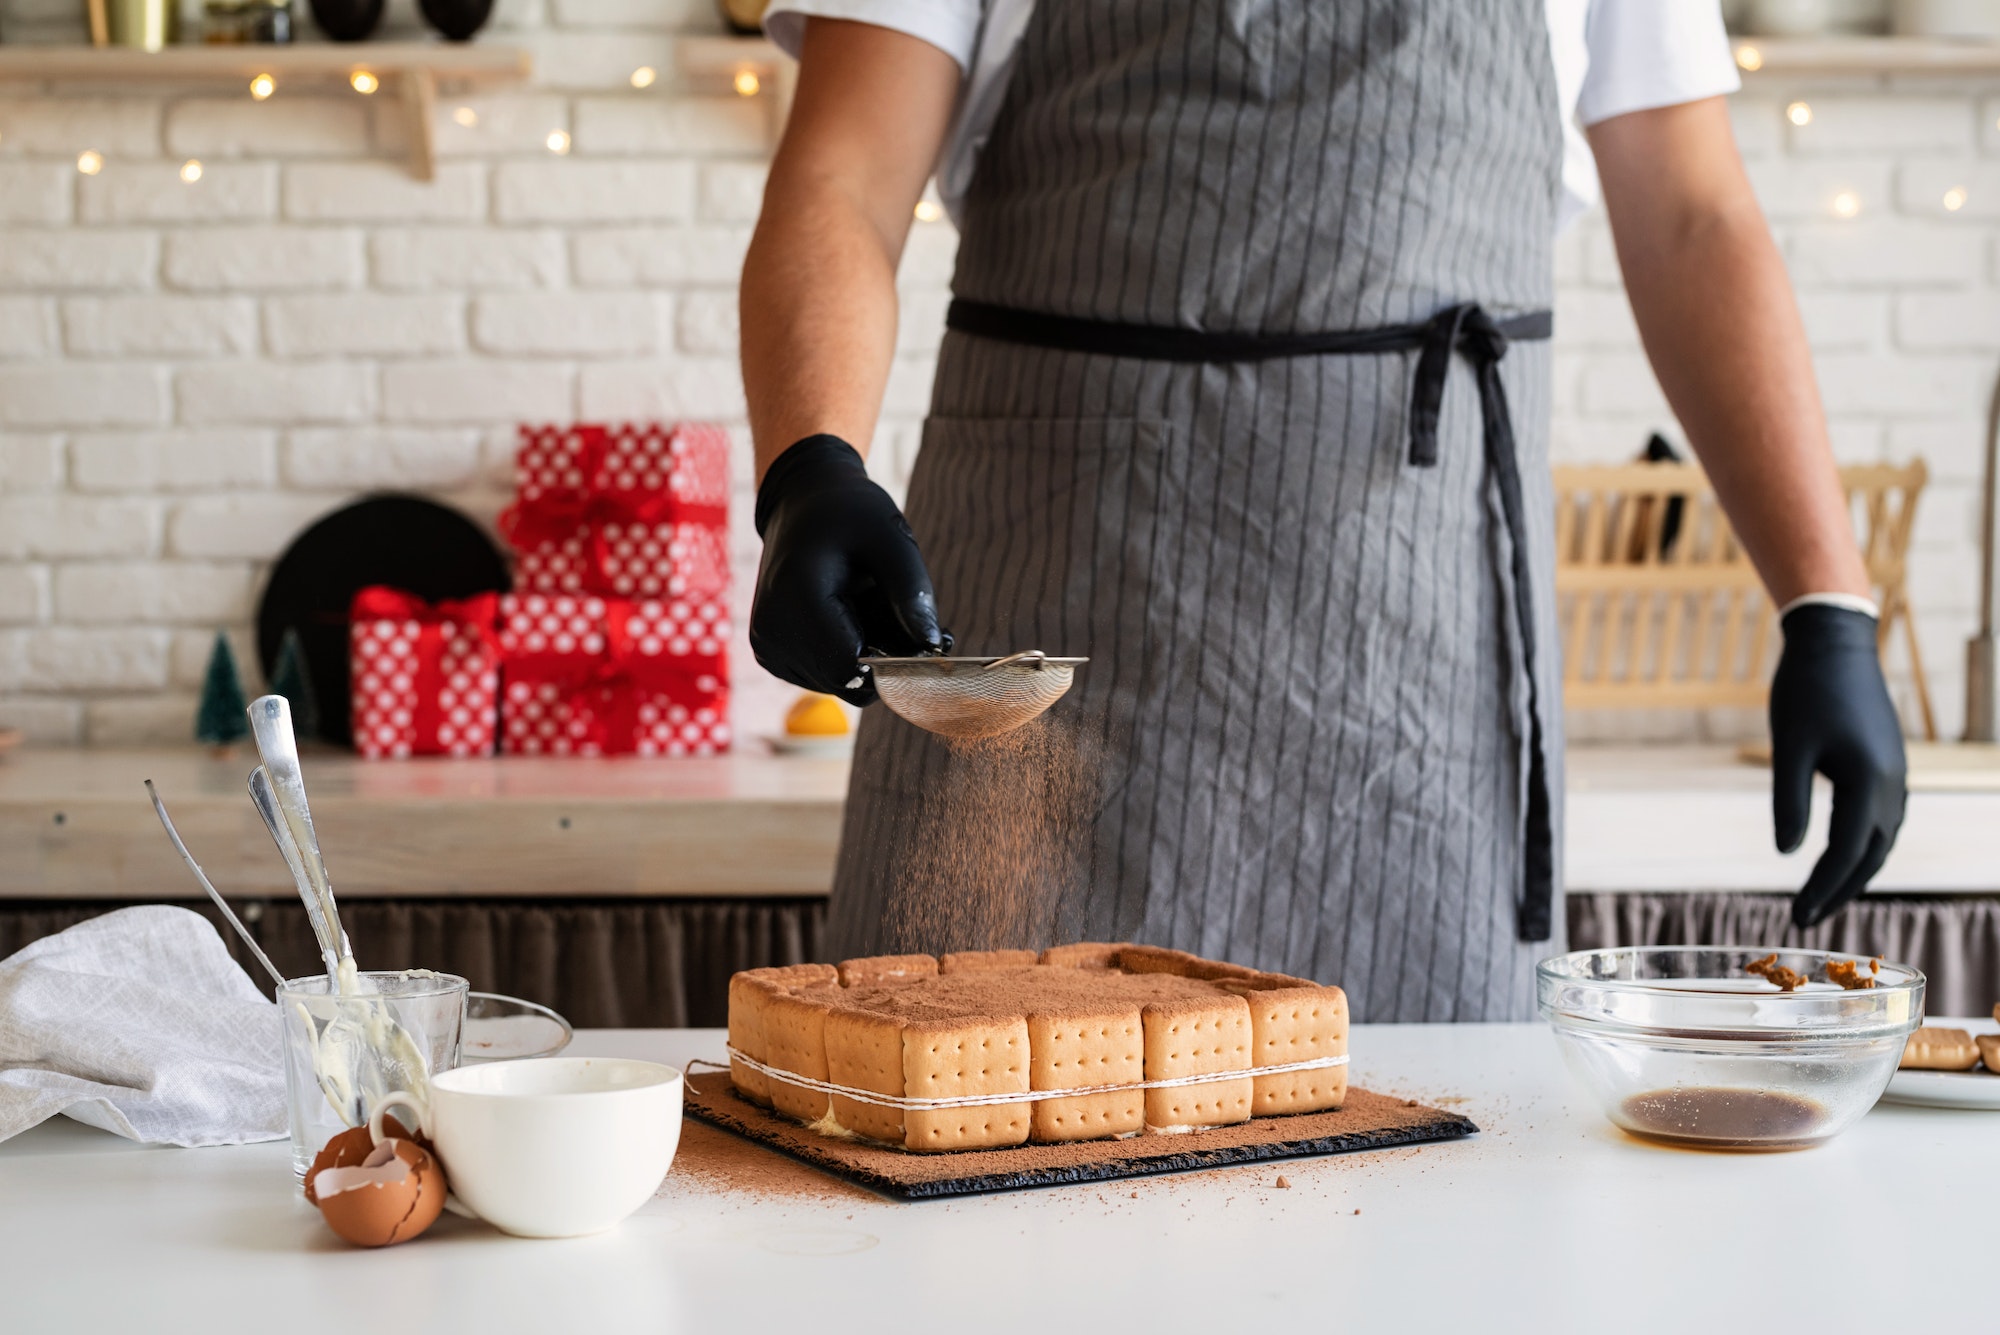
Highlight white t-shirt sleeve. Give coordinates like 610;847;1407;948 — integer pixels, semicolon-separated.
763;0;986;72
1575;0;1740;127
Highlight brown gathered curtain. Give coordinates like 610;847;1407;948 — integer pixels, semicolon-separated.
0;898;827;1029
1567;892;2000;1017
6;892;1996;1021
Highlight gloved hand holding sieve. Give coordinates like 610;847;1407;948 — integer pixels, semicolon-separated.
751;434;1085;740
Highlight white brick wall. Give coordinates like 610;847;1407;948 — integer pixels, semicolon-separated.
0;8;1992;752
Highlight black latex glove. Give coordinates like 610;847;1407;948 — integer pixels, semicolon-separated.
751;434;946;707
1770;603;1908;929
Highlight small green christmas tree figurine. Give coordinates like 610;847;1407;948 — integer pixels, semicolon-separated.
194;631;249;753
268;626;320;742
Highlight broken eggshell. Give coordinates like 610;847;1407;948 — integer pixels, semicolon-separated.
303;1115;428;1206
310;1136;446;1247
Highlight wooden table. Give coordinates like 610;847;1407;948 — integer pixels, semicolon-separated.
0;748;849;900
4;744;1994;899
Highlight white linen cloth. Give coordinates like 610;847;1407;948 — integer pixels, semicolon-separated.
764;0;1743;229
0;906;285;1147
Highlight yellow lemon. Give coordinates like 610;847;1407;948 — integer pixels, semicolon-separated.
784;693;849;737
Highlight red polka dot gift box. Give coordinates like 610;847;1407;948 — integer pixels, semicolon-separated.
348;588;502;759
496;592;731;757
497;422;730;602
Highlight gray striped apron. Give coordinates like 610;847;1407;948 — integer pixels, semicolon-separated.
829;0;1566;1022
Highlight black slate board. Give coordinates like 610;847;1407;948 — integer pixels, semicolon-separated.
682;1070;1477;1200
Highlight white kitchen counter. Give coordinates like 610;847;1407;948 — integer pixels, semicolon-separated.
1;1024;1988;1333
1565;744;2000;893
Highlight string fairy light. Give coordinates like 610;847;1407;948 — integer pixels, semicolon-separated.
1735;44;1763;72
249;73;276;100
350;71;380;95
76;149;104;176
630;66;657;89
180;159;203;184
1942;187;1967;213
1831;190;1860;219
546;129;571;155
1786;101;1812;127
453;107;478;128
733;69;761;97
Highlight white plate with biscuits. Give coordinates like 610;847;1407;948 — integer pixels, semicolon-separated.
1879;1014;2000;1110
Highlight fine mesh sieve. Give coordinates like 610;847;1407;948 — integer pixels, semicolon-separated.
859;651;1087;741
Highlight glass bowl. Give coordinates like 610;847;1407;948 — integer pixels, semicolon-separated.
1537;947;1923;1151
460;992;573;1063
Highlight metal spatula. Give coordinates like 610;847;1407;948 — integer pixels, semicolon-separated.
858;651;1087;741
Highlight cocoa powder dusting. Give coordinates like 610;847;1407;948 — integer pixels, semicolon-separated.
877;716;1100;954
684;1071;1471;1195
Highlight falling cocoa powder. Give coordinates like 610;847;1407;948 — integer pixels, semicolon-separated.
879;715;1100;954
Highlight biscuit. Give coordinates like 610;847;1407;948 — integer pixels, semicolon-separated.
1117;945;1205;977
762;989;837;1123
823;1008;908;1144
1900;1026;1980;1071
901;1015;1032;1152
1027;1006;1145;1142
1141;994;1252;1130
1977;1034;2000;1074
726;963;837;1107
726;973;772;1106
1039;942;1130;969
837;953;938;989
1232;982;1348;1115
1233;971;1319;989
940;949;1040;974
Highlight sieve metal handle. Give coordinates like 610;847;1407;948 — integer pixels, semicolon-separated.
983;650;1048;672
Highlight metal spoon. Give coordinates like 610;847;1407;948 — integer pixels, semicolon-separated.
147;779;371;1123
145;779;285;990
246;695;348;976
248;764;343;977
245;694;430;1126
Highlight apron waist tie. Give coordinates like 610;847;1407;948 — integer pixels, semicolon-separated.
946;298;1556;942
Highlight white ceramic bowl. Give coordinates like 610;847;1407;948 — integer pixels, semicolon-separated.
414;1057;682;1238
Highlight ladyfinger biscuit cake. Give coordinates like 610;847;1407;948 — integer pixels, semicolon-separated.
726;944;1349;1153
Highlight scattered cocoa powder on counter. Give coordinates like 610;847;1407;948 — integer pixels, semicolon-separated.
666;1120;879;1204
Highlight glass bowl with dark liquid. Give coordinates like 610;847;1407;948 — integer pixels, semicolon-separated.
1537;947;1923;1151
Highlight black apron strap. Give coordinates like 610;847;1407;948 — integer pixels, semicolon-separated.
944;297;1557;942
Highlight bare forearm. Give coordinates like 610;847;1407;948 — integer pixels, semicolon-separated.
738;18;958;485
1592;102;1870;606
741;179;901;479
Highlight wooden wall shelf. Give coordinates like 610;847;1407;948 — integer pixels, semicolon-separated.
1732;35;2000;75
0;42;532;180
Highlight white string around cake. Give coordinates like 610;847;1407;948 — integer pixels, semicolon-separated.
699;1048;1350;1112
